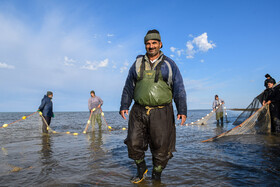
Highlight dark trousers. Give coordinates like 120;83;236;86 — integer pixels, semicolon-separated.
42;116;51;133
269;102;280;133
124;103;176;169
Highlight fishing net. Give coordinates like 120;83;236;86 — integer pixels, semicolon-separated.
88;111;109;131
202;82;280;142
186;104;223;125
231;92;265;127
202;104;271;142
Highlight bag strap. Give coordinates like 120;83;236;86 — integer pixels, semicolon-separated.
154;55;166;83
139;56;145;81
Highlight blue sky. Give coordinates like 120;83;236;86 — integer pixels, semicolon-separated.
0;0;279;112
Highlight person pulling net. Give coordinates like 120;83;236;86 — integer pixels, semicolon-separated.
202;81;280;142
88;90;104;131
212;95;225;125
185;95;226;126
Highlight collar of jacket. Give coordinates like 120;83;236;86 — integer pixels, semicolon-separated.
144;51;164;70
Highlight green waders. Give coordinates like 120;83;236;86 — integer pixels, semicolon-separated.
90;110;102;131
125;56;175;183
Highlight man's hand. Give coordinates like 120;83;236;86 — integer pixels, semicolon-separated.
267;100;272;105
97;104;101;108
120;110;129;120
177;114;187;125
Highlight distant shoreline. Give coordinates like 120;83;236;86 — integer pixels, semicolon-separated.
229;108;257;111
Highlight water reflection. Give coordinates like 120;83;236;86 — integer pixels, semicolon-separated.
88;129;103;152
41;134;52;159
214;125;224;135
40;134;54;175
87;129;105;165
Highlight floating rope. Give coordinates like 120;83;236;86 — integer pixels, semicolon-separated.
100;108;114;130
38;112;79;136
184;105;223;126
1;111;37;129
1;110;127;135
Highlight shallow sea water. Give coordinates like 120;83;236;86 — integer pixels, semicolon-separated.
0;110;279;186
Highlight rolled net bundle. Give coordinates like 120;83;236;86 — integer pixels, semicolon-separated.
186;105;223;125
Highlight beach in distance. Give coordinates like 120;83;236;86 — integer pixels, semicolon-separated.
0;110;280;186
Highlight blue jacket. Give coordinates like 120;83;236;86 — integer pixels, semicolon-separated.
39;95;54;117
120;53;187;116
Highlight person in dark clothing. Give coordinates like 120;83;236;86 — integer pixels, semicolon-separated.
38;91;54;133
263;80;280;133
120;29;187;183
264;74;276;88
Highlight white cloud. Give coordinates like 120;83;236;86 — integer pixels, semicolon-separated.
120;66;127;73
107;34;114;37
64;56;75;66
107;41;112;44
170;47;176;52
0;62;15;69
192;32;216;52
170;32;215;60
186;41;195;58
200;59;205;63
177;49;184;57
99;58;109;67
120;60;130;73
81;58;109;70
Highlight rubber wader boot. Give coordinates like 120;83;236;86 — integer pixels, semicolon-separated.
130;160;148;183
152;165;162;181
221;117;224;125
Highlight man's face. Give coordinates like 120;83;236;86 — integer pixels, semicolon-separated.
268;83;274;88
48;94;53;99
145;40;162;57
215;96;219;100
91;93;95;97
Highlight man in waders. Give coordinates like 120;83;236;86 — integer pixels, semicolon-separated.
88;90;103;130
120;29;187;183
262;80;280;133
212;95;225;125
38;91;54;133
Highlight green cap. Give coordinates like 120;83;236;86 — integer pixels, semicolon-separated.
144;30;161;43
47;91;53;96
